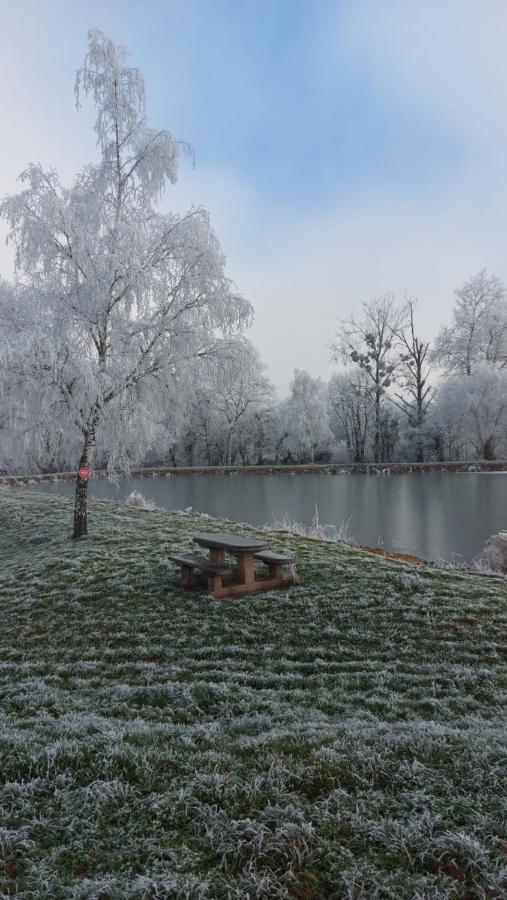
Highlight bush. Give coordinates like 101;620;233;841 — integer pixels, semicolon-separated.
125;491;156;511
474;531;507;573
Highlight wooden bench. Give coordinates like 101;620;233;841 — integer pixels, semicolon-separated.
254;550;295;581
168;553;232;592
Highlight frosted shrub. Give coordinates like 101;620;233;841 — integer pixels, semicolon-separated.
474;532;507;573
126;491;156;511
267;505;355;544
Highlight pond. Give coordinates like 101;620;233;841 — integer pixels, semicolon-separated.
26;472;507;562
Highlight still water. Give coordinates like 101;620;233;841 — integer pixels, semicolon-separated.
28;472;507;562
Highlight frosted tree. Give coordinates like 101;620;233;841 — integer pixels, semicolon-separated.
283;369;334;463
433;270;507;375
430;365;507;460
0;280;25;472
328;371;372;462
392;297;434;461
332;296;403;463
235;405;277;466
206;339;273;465
0;30;251;536
0;280;74;473
177;338;273;465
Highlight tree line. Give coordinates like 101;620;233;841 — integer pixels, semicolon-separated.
152;272;507;468
3;269;506;476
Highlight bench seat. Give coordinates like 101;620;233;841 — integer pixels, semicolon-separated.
254;550;295;565
168;554;232;576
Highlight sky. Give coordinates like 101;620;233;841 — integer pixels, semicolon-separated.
1;0;507;394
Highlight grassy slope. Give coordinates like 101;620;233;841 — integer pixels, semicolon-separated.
0;491;506;899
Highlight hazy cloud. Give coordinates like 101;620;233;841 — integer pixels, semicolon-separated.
1;0;507;392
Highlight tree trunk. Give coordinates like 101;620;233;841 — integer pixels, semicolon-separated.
374;392;381;463
483;435;496;460
73;426;97;539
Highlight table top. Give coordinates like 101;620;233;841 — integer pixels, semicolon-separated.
193;532;268;552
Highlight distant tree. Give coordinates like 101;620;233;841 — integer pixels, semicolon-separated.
392;297;434;461
426;386;466;461
0;30;251;537
206;339;273;465
433;270;507;375
332;295;403;463
328;371;372;462
236;405;277;466
0;281;76;474
378;406;400;463
173;339;272;466
283;369;334;463
430;365;507;460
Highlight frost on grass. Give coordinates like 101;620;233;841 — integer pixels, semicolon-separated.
0;490;506;898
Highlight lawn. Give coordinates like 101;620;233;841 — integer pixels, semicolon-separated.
0;490;506;899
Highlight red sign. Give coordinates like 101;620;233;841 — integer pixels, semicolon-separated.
78;466;90;480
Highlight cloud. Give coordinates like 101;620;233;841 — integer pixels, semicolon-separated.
2;1;507;395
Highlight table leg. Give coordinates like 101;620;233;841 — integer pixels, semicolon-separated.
208;573;223;598
267;562;282;584
209;547;226;565
236;551;256;588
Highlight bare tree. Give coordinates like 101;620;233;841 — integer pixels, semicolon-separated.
332;295;403;463
328;372;371;462
392;297;434;461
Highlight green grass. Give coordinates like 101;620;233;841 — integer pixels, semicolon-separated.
0;490;506;899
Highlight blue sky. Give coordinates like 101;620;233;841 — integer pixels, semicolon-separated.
101;0;462;216
1;1;507;391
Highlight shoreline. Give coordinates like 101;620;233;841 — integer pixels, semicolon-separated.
2;459;507;486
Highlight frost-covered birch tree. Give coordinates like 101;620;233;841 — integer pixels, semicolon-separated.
0;30;251;537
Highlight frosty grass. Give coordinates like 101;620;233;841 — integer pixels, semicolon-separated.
0;490;506;898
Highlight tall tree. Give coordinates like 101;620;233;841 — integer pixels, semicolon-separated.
433;270;507;375
392;297;434;461
0;30;251;537
333;295;403;463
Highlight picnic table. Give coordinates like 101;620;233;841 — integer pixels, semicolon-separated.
169;531;295;599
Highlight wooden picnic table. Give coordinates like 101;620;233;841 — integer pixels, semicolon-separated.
169;531;295;599
194;532;268;597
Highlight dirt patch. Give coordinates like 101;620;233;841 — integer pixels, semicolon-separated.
359;545;425;566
